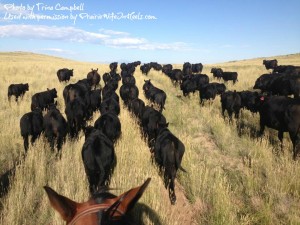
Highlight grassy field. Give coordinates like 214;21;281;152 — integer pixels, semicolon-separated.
0;52;300;225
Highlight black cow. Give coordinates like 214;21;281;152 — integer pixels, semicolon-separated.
191;63;203;73
20;108;43;153
82;127;116;193
31;88;57;111
258;96;300;159
239;91;260;113
210;82;226;95
65;97;87;138
273;65;300;75
220;91;242;122
254;73;300;98
8;83;29;102
43;104;68;151
57;68;73;82
87;68;101;89
211;68;223;80
150;62;162;71
103;73;111;85
100;97;120;115
263;59;278;70
199;83;218;106
183;62;192;76
143;80;167;112
110;71;121;82
253;73;277;93
120;84;139;105
180;74;209;96
89;89;102;112
122;75;136;85
102;80;118;97
121;63;136;76
141;106;167;146
63;79;91;107
154;126;185;205
127;98;145;122
109;62;118;73
102;89;119;104
94;113;121;143
140;64;151;76
222;72;238;84
162;64;173;75
168;69;183;86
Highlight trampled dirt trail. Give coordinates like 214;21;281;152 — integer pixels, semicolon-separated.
162;181;200;225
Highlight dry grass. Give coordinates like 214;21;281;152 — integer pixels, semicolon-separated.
0;52;300;225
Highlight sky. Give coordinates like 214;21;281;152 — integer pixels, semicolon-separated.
0;0;300;64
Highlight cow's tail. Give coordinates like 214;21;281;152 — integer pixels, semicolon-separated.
174;142;187;173
179;166;187;173
23;135;29;154
7;89;12;101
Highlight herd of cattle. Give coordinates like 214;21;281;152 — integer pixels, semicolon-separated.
7;61;186;205
147;59;300;159
6;58;300;206
140;59;300;159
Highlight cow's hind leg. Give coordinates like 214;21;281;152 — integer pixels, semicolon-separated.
278;130;284;153
57;135;64;152
169;178;176;205
289;131;300;160
221;106;226;119
46;134;55;151
31;134;39;146
259;118;265;136
23;135;29;154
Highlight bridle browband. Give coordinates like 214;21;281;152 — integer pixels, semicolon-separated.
67;203;125;225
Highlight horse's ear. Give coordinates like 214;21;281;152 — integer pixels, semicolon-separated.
44;186;77;222
116;178;151;213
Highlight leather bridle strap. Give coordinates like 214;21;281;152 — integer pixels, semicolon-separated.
67;204;125;225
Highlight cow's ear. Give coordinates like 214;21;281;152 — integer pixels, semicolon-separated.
96;68;98;71
44;186;77;222
47;88;50;91
71;69;74;71
54;101;58;106
91;68;93;71
166;122;169;127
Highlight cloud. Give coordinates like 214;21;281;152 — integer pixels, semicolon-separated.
0;24;189;51
99;29;129;36
37;48;76;54
0;25;109;43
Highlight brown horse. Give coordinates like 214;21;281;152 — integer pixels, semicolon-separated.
44;178;151;225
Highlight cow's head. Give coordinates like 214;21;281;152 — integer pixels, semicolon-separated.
83;126;95;139
253;78;262;90
47;88;58;98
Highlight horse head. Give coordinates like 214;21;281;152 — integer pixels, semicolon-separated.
44;178;151;225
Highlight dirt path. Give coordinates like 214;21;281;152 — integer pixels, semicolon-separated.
168;181;199;225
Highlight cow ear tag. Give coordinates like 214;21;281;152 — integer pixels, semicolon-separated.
260;96;265;101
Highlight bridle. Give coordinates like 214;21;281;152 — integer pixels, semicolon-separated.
67;203;125;225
